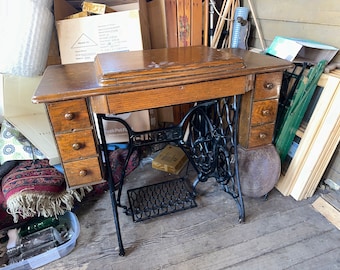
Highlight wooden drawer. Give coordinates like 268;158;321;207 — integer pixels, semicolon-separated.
47;99;91;133
254;72;283;101
105;77;246;114
55;129;97;162
248;123;275;148
251;99;278;126
63;157;103;187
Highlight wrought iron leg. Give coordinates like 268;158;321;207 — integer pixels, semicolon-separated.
108;174;125;256
229;95;245;222
97;114;125;256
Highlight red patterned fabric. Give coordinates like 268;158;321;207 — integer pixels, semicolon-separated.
2;159;66;201
109;149;139;185
89;149;140;195
1;159;70;224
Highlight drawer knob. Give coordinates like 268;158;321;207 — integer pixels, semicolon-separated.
259;133;267;139
64;112;74;120
262;109;270;116
79;170;87;177
72;143;82;150
264;82;274;90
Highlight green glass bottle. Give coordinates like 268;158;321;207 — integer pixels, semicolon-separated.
19;216;60;237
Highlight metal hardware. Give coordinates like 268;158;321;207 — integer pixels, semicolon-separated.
64;112;74;120
72;143;81;150
259;133;267;139
127;178;197;222
237;16;247;26
79;170;87;177
264;82;274;89
262;109;270;116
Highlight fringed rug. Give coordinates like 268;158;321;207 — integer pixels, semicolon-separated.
1;159;91;223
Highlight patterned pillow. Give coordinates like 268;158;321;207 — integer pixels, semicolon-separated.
0;120;45;165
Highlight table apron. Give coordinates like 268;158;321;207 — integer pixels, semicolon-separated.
90;76;247;114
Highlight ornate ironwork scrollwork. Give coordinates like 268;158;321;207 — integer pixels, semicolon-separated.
178;96;244;223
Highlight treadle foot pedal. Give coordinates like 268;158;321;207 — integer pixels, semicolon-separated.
127;178;197;222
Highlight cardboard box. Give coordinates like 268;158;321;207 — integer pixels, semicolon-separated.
97;110;153;144
266;36;338;64
54;0;151;64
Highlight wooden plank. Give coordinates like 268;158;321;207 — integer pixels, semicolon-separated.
203;0;208;46
147;209;333;269
176;0;190;47
184;0;191;46
322;191;340;212
317;73;330;88
304;126;340;199
290;78;340;200
276;76;340;196
208;230;340;269
147;0;168;49
312;197;340;230
190;0;203;45
165;0;178;48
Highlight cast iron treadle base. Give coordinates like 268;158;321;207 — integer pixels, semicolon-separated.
127;178;197;222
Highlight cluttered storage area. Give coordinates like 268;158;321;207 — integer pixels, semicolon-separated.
0;0;339;269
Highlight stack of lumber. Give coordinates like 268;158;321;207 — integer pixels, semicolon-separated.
276;73;340;200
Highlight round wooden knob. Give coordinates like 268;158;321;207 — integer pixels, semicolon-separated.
259;133;267;139
264;82;274;90
79;170;87;177
64;112;74;120
262;109;270;116
72;143;81;150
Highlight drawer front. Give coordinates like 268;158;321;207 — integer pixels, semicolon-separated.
248;123;275;148
251;99;278;126
63;157;103;187
55;129;97;162
106;76;246;114
254;72;282;101
48;99;91;133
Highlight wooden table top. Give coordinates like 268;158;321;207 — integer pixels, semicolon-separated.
32;46;292;104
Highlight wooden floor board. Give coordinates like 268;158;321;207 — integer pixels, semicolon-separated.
38;163;340;270
226;230;340;270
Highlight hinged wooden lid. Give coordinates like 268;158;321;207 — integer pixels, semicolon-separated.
94;46;245;86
